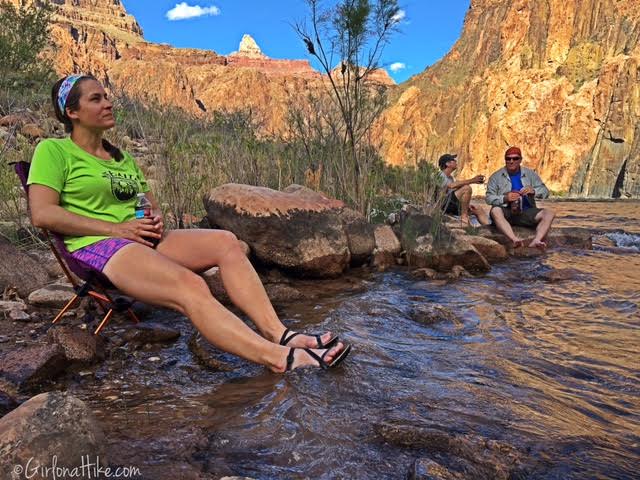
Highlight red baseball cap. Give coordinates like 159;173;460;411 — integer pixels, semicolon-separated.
505;146;522;158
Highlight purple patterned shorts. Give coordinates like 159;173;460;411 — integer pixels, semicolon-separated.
71;238;134;272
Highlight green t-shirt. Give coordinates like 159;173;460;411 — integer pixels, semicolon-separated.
27;137;149;252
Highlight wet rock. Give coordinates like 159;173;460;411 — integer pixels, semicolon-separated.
0;237;50;298
410;458;463;480
0;392;107;479
0;390;18;417
475;226;593;255
376;422;526;480
28;283;76;309
410;304;458;326
204;183;350;277
537;267;581;282
339;207;376;266
412;267;439;280
399;210;490;273
458;235;508;263
0;344;67;390
449;265;472;279
188;332;234;371
372;225;402;270
412;265;472;281
120;322;180;345
47;325;106;364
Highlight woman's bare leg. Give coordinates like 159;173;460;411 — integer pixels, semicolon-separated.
155;229;334;348
103;243;343;371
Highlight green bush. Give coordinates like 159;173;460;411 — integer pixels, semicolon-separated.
0;0;54;92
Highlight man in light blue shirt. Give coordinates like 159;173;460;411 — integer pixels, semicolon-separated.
485;146;555;248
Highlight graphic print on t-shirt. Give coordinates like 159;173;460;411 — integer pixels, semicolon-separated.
102;171;139;201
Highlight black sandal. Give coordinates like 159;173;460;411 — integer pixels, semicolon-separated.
285;344;353;371
279;327;339;349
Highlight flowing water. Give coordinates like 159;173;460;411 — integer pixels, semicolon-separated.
62;200;639;479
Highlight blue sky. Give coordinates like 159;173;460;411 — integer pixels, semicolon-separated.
124;1;470;84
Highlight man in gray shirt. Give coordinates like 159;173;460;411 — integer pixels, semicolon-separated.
485;146;555;248
438;153;490;226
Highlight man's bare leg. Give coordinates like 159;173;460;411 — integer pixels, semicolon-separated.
469;204;491;226
454;185;472;225
529;209;555;248
490;207;524;247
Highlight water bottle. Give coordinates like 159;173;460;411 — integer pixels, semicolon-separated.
134;193;152;219
134;193;159;247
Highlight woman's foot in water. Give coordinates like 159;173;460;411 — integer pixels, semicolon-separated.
276;329;337;349
273;342;347;372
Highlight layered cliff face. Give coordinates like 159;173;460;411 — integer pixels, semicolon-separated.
9;0;636;197
379;0;640;197
9;0;331;132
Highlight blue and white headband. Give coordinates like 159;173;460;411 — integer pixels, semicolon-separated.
57;74;83;113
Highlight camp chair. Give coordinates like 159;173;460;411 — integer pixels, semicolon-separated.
11;160;140;334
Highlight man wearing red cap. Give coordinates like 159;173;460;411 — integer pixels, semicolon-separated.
485;146;555;248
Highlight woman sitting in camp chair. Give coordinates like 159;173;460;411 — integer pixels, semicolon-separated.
27;74;351;372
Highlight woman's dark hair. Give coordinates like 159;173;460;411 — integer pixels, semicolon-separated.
51;75;123;161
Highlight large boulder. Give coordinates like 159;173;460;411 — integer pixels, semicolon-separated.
0;237;50;298
204;183;351;277
399;209;490;273
0;392;107;479
0;344;68;391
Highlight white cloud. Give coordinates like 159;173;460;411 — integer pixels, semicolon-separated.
392;9;406;23
389;62;406;73
166;2;220;21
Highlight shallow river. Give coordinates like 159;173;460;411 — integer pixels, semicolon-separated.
63;200;640;480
